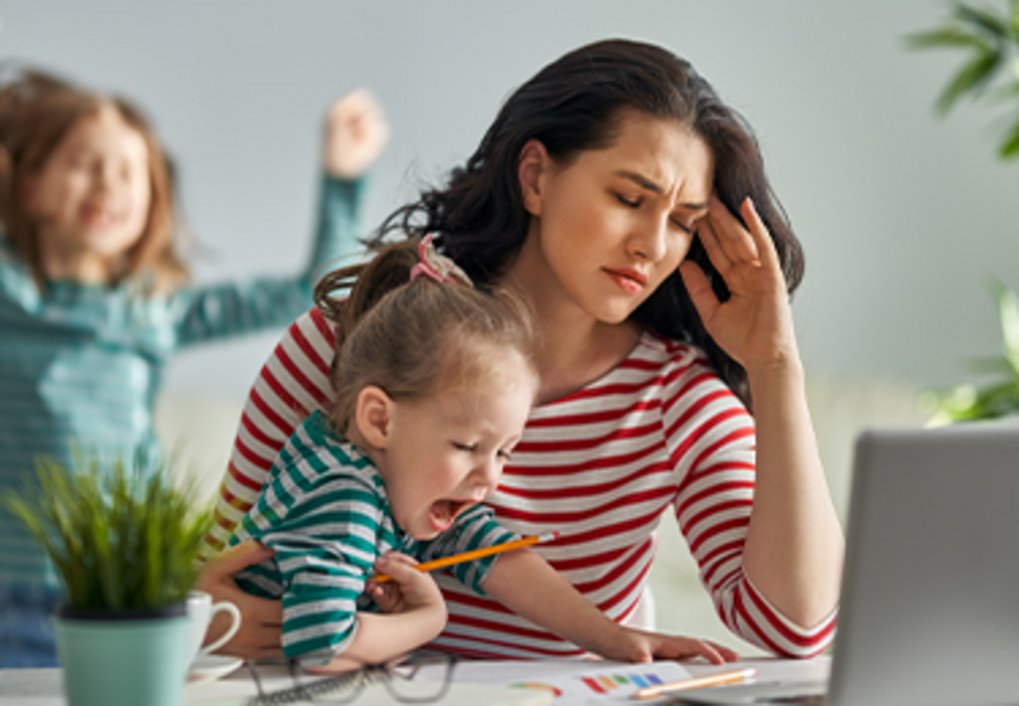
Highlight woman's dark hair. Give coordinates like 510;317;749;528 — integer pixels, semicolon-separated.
369;38;804;405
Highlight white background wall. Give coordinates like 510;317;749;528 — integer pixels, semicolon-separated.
2;0;1018;402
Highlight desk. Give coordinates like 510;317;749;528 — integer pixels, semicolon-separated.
0;657;830;705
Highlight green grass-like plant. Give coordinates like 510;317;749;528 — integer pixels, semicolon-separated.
907;0;1019;159
2;454;213;612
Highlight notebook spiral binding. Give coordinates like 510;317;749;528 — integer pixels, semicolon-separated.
247;667;383;706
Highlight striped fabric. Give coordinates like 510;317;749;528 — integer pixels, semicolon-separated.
0;175;365;590
229;410;517;662
206;307;836;659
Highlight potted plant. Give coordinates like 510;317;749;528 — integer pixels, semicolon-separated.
3;454;212;706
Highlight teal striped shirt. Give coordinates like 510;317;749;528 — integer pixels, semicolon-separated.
229;411;518;663
0;175;365;589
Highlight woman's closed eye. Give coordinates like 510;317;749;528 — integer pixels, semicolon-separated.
615;192;642;208
670;216;694;234
451;441;477;452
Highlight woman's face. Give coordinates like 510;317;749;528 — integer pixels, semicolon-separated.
516;109;714;325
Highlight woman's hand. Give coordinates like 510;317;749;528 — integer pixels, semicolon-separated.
680;196;798;373
322;88;390;180
603;626;740;665
194;541;283;659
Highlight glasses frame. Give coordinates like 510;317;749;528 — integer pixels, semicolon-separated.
244;650;458;706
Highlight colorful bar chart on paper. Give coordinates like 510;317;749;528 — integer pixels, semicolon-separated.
579;671;664;694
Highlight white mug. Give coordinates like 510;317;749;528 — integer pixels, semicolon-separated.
186;590;241;664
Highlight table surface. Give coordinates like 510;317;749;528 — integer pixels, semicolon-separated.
0;656;831;705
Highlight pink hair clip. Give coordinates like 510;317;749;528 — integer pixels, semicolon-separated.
409;234;472;286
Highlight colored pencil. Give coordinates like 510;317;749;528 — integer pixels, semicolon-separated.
631;667;757;700
372;531;559;583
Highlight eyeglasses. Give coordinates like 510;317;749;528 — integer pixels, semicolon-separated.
244;650;458;705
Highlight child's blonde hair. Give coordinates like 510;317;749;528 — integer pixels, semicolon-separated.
314;239;538;434
0;65;186;290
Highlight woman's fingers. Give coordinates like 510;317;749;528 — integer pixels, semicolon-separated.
706;195;760;266
739;196;781;271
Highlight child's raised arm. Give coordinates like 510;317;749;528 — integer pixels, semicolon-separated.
482;549;740;664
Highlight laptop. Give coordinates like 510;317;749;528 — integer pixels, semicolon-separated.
673;422;1019;706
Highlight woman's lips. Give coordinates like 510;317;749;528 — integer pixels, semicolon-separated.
604;267;648;294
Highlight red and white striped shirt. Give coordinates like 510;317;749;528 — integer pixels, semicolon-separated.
205;307;835;658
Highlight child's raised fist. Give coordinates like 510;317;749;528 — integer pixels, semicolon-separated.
323;88;390;180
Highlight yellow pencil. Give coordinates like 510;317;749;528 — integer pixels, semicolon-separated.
372;531;559;583
631;667;757;700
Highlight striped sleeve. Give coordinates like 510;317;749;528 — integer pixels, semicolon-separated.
203;307;338;558
417;505;520;594
229;419;384;662
171;175;364;349
664;346;836;658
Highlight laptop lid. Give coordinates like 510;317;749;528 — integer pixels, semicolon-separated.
670;422;1019;706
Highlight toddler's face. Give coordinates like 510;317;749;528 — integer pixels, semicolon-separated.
379;349;538;540
26;103;152;280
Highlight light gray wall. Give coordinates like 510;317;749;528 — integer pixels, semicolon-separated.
3;0;1017;401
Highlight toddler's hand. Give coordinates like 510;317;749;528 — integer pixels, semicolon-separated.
367;552;446;619
323;88;390;179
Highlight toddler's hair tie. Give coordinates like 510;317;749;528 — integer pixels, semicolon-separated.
409;234;472;286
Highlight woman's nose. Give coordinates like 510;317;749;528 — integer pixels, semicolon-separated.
626;217;668;262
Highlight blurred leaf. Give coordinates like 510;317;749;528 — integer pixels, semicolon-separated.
999;116;1019;155
954;2;1011;36
935;47;1004;113
906;26;992;49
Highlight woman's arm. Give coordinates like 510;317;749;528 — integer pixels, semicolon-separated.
482;550;738;664
680;196;843;632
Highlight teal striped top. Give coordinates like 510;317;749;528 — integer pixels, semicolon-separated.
229;411;517;663
0;175;365;589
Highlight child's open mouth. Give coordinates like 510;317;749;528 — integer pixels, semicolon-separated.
427;499;472;533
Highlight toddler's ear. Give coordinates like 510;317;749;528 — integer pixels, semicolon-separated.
354;385;393;448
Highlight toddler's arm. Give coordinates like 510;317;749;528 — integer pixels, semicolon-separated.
482;549;739;664
312;552;446;673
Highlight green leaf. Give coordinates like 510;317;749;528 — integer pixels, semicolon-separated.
998;116;1019;156
954;2;1011;38
906;26;992;49
935;46;1005;113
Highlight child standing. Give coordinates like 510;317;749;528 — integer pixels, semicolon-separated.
0;67;387;666
228;237;738;670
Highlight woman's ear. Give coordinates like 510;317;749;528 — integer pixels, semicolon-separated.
518;139;550;217
354;385;393;449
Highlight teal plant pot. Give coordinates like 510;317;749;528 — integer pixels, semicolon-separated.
54;604;191;706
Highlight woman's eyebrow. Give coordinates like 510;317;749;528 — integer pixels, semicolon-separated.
614;170;708;209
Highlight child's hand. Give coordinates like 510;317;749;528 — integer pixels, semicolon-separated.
323;88;390;179
602;626;740;665
367;552;446;619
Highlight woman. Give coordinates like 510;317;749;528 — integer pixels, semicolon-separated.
199;38;843;660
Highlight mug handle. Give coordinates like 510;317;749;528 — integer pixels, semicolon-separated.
199;601;242;657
